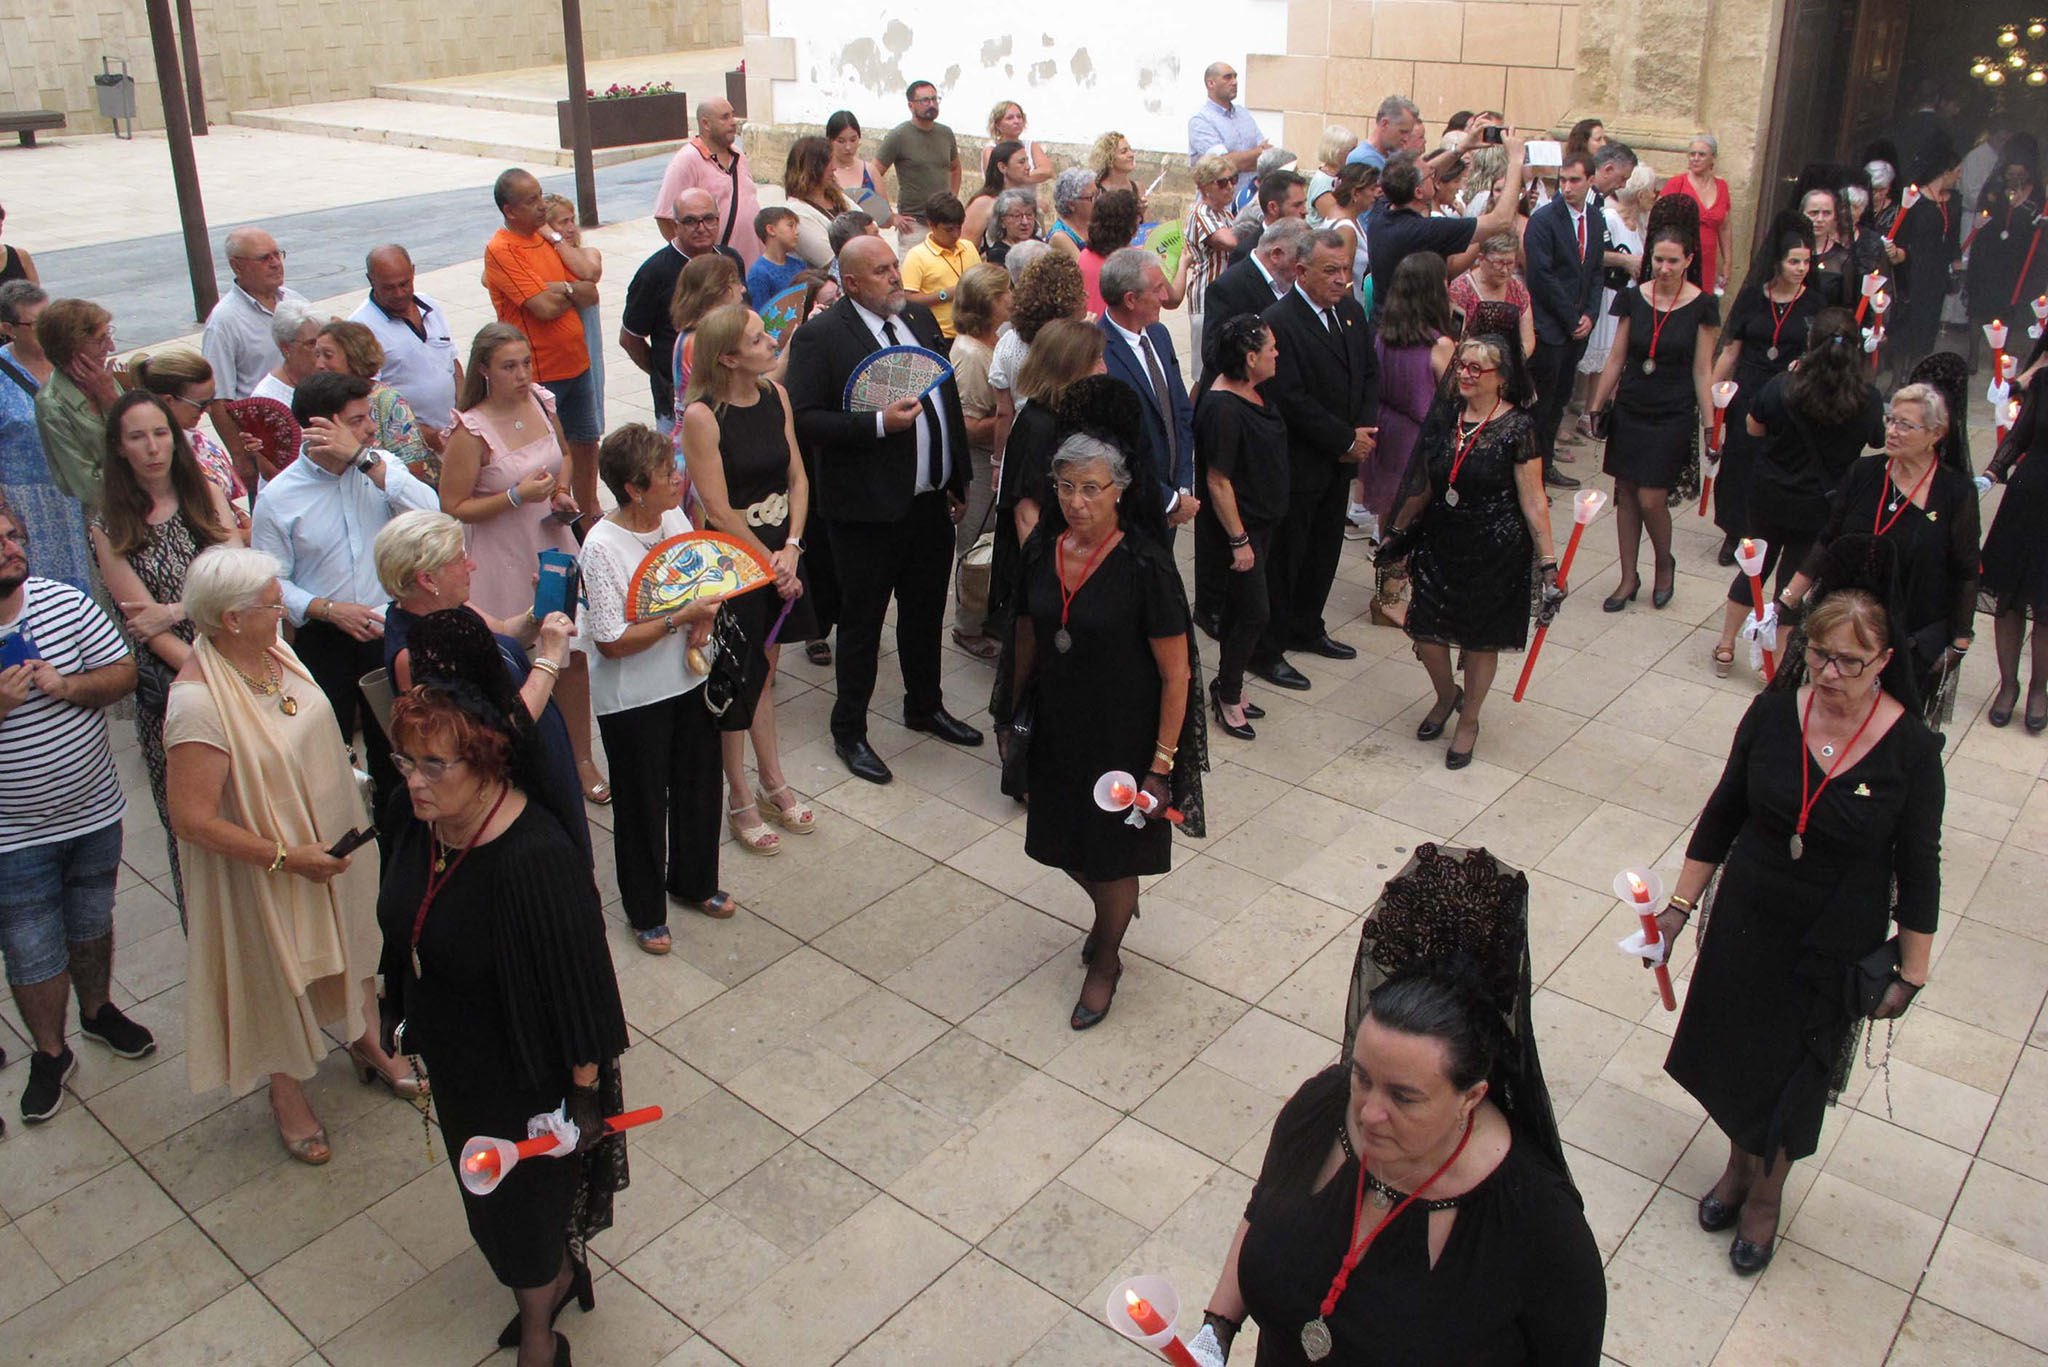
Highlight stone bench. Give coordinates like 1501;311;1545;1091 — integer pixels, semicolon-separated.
1;110;67;147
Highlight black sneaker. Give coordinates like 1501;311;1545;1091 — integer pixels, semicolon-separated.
79;1002;157;1059
22;1046;76;1124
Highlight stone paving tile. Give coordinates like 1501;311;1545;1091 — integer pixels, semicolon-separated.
1;103;2043;1367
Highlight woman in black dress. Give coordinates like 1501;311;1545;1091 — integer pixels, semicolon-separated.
1708;310;1884;676
1889;144;1963;373
1981;341;2048;732
993;415;1203;1031
1650;580;1941;1276
1197;892;1604;1367
1383;332;1561;770
679;304;818;853
1965;145;2045;335
1801;186;1855;308
1591;226;1721;608
1710;213;1821;554
1197;313;1287;740
378;685;630;1366
1780;383;1980;726
985;319;1105;652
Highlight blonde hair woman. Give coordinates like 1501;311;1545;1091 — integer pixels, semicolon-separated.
982;100;1053;185
1088;131;1139;202
1308;124;1359;226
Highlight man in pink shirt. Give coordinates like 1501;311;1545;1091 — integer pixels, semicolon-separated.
652;97;761;267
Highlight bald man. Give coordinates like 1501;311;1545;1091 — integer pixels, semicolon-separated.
652;96;760;266
785;234;978;784
349;245;461;447
1188;62;1270;198
620;187;747;429
201;226;308;401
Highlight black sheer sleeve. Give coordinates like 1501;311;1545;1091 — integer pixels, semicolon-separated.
488;817;630;1093
1891;723;1945;935
1686;693;1766;864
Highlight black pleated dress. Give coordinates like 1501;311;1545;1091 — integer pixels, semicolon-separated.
1665;691;1943;1160
1601;284;1720;490
378;802;631;1288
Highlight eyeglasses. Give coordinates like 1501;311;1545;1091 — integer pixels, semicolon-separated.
676;214;720;228
235;250;287;265
1056;479;1115;499
1881;415;1926;432
1804;646;1873;678
1452;361;1498;376
911;95;939;105
392;753;466;782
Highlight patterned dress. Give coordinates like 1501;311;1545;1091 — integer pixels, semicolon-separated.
0;345;91;591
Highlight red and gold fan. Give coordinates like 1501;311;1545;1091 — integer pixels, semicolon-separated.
624;530;775;622
225;397;301;478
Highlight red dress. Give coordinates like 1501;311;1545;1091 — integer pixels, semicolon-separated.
1663;173;1731;288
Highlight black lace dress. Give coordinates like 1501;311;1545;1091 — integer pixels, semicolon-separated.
1405;401;1542;652
377;802;630;1289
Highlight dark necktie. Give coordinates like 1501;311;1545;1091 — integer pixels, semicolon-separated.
1576;212;1586;259
883;318;944;489
1139;333;1179;472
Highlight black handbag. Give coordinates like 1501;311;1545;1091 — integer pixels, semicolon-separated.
998;683;1036;799
1585;403;1613;440
1846;936;1901;1017
697;606;751;717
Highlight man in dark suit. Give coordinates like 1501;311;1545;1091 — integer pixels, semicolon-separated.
1097;247;1199;541
1254;228;1377;690
785;235;980;784
1524;154;1606;490
1196;218;1307;637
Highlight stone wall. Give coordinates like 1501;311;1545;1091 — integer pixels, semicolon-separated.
1;0;741;132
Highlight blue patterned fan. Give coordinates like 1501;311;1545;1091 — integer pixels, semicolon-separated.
843;344;952;412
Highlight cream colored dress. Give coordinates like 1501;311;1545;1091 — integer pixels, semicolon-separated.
166;637;381;1094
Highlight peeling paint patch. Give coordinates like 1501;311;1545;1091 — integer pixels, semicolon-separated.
980;37;1013;66
883;19;913;56
943;63;961;89
837;35;906;99
1041;33;1055;47
1070;49;1094;87
1004;63;1015;79
1029;59;1058;85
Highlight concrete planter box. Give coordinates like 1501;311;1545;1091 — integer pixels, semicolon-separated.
558;91;689;149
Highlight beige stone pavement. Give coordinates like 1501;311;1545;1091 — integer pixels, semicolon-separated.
1;123;2047;1367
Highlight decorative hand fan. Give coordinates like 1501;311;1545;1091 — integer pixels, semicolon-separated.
1143;220;1184;279
759;282;810;349
226;397;301;475
843;344;952;412
624;530;775;622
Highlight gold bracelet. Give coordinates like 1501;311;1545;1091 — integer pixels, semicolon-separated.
532;657;562;678
1667;894;1695;912
268;840;287;872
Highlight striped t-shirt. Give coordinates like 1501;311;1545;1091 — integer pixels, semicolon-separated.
0;577;129;854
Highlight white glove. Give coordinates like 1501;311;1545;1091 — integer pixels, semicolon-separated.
526;1105;580;1157
1618;926;1673;967
1738;603;1778;670
1189;1323;1229;1367
1976;474;1995;494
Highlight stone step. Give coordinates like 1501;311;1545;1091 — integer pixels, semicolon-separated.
227;97;681;169
370;81;555;117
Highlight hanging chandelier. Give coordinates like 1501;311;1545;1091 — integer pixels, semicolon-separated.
1976;19;2048;88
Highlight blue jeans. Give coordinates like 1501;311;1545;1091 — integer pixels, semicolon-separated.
0;820;122;986
546;367;602;444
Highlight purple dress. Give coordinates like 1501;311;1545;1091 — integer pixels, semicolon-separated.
1365;335;1443;519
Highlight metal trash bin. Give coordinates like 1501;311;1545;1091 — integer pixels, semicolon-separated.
95;57;136;139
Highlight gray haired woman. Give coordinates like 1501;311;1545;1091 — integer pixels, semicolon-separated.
983;186;1042;265
1047;168;1097;260
995;414;1203;1032
251;299;325;408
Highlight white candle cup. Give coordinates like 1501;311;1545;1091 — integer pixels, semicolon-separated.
1612;867;1667;906
1108;1276;1183;1352
1871;291;1891;314
2034;295;2048;321
1986;321;2010;351
1092;771;1139;813
1711;380;1738;409
1572;489;1608;525
1733;538;1770;578
1860;273;1883;298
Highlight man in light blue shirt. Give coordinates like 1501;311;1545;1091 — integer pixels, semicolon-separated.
1346;95;1421;170
250;370;437;796
1187;62;1271;198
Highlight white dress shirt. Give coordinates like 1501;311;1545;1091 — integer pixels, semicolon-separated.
850;299;952;493
349;291;458;429
250;450;440;624
1252;253;1290;299
201;283;308;401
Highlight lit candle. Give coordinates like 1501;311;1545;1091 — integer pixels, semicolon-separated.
1884;186;1917;243
1123;1290;1203;1367
1625;872;1678;1012
2033;295;2048;321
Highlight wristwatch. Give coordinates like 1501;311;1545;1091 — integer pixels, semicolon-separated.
354;450;381;474
937;288;951;303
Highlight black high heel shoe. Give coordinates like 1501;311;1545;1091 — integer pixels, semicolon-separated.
554;1332;573;1366
1603;579;1640;613
2027;686;2048;734
1990;681;2020;728
1241;699;1266;720
1070;962;1123;1030
1730;1234;1776;1275
1445;725;1479;770
1210;681;1256;740
1416;686;1463;741
499;1257;594;1348
1652;555;1676;609
1697;1192;1740;1232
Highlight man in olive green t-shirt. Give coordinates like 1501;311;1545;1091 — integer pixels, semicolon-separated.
876;80;961;251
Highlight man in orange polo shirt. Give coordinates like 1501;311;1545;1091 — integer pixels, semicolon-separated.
483;168;602;526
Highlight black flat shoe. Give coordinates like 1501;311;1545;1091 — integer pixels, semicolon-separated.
905;707;984;746
1417;687;1464;741
2028;687;2048;734
1717;534;1739;567
834;737;893;784
500;1258;594;1348
1697;1193;1739;1232
1602;580;1640;613
1730;1235;1775;1276
1652;556;1676;609
805;640;833;666
1070;963;1123;1030
1990;681;2020;728
1251;658;1313;691
1210;681;1256;740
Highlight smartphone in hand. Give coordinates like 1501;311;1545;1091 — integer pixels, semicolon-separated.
326;828;375;859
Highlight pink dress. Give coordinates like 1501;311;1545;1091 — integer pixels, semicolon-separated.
1663;173;1730;288
453;385;580;619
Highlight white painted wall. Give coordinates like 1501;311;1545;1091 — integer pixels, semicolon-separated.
769;0;1288;154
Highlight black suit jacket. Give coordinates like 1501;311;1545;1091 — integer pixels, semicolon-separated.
1098;315;1196;495
1260;290;1378;493
785;298;971;524
1525;196;1605;346
1205;256;1286;333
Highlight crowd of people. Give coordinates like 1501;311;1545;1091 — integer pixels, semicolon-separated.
0;63;2031;1366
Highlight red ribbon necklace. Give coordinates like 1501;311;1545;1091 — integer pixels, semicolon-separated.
1790;687;1882;860
1299;1114;1474;1360
1053;529;1120;653
1642;282;1681;372
410;783;511;977
1763;284;1804;360
1873;458;1935;537
1444;399;1504;506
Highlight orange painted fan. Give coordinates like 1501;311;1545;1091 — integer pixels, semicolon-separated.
624;531;775;622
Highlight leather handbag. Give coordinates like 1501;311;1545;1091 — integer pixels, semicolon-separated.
1585;402;1614;441
1846;936;1901;1018
698;606;752;717
998;683;1036;799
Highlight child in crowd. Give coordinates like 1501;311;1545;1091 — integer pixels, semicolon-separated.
746;207;810;309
